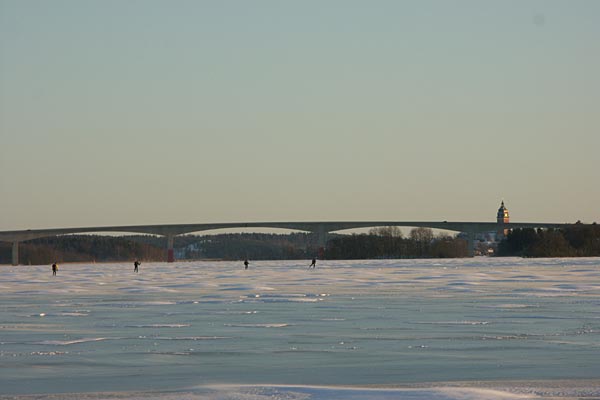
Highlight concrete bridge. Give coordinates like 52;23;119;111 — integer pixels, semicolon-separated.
0;221;570;265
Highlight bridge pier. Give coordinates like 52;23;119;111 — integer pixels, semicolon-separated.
315;226;329;258
466;231;476;257
12;241;19;266
166;234;175;263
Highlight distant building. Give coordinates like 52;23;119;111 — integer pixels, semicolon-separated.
497;200;510;237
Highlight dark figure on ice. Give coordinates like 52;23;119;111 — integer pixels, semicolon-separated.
134;260;140;273
244;259;249;270
52;263;58;276
309;258;316;268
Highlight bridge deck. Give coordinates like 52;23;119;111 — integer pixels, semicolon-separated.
0;221;570;242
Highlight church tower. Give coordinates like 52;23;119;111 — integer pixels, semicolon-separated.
497;200;509;224
497;200;509;238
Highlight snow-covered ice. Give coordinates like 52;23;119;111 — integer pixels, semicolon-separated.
1;257;600;399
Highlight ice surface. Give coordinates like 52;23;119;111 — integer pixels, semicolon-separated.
1;257;600;399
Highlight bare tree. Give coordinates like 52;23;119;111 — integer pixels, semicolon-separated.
369;226;403;238
410;227;434;243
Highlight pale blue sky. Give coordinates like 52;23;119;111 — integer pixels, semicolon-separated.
1;1;599;231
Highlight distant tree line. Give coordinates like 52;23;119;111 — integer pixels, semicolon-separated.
0;235;164;265
325;227;468;259
497;222;600;257
1;229;468;264
129;232;318;260
3;223;598;264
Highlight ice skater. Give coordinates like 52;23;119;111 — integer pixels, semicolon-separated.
309;258;316;268
134;260;140;273
244;259;249;270
52;263;58;276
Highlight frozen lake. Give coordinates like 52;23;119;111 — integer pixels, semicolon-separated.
1;258;600;399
